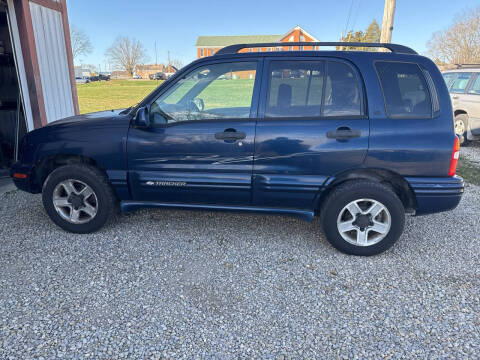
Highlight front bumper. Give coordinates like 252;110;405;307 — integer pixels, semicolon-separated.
406;176;464;216
10;162;39;193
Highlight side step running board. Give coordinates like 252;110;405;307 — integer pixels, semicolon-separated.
120;201;314;222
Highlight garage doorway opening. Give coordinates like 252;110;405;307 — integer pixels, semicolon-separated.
0;5;27;179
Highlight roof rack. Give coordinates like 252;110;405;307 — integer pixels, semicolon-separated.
215;42;417;56
455;64;480;69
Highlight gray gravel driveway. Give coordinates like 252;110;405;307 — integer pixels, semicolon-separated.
1;185;479;359
462;141;480;165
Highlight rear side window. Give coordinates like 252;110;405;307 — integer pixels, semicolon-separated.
450;73;472;93
375;61;432;118
324;61;362;116
467;74;480;94
265;60;362;118
266;61;325;117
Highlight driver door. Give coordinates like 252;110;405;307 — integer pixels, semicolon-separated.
127;59;261;205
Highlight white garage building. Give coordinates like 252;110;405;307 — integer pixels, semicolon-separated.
0;0;77;178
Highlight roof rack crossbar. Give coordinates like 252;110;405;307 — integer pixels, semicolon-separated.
215;42;417;55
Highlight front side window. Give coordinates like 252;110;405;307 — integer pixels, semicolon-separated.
375;61;432;118
442;72;457;89
450;72;473;93
265;60;361;118
149;62;257;124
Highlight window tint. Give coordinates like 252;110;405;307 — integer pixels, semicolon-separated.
442;72;457;89
375;61;432;118
324;61;362;116
467;74;480;94
150;62;257;124
450;72;473;93
265;60;361;118
266;61;324;117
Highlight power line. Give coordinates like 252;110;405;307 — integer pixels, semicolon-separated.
343;0;355;36
350;0;362;32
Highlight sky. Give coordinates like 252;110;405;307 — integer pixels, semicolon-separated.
66;0;480;71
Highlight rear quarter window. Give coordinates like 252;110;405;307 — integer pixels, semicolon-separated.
375;61;433;118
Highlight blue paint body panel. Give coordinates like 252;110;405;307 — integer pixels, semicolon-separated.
120;201;314;222
11;49;464;220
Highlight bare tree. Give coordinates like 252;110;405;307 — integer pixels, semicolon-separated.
105;36;149;77
169;58;184;70
70;25;93;62
427;7;480;64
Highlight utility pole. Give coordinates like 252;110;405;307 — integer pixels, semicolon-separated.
168;51;170;66
155;41;158;67
380;0;396;43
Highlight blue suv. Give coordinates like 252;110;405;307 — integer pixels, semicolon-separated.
11;42;463;256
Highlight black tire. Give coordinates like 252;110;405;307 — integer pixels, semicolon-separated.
454;114;469;145
320;180;405;256
42;164;117;233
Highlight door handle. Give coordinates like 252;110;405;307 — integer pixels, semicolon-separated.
452;95;459;100
326;127;361;140
215;129;246;141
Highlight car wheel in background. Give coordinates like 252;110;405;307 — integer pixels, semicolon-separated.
454;114;469;145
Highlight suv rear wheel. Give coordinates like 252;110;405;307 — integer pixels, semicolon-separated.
42;164;116;233
321;181;405;256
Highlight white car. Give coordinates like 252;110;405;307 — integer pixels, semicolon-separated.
442;67;480;143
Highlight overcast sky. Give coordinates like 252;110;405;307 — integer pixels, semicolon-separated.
67;0;480;70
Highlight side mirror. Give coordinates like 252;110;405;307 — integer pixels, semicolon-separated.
134;106;150;128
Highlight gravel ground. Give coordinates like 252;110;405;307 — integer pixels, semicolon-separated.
462;141;480;166
1;186;479;359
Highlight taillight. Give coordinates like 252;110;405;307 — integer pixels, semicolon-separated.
448;136;460;176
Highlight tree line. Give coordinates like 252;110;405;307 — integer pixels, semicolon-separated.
340;8;480;65
427;7;480;65
338;19;381;50
70;28;182;76
71;6;480;75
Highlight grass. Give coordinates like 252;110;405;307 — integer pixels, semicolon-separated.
197;79;255;109
77;80;161;114
77;78;257;114
457;155;480;186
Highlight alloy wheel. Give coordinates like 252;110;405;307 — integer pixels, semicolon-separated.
455;119;465;136
52;179;98;224
336;198;391;247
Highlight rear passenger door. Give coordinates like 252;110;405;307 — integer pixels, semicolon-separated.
252;57;369;210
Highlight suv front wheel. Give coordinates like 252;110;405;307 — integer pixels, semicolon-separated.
321;181;405;256
42;164;117;233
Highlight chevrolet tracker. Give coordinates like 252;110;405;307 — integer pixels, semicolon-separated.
11;42;464;256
